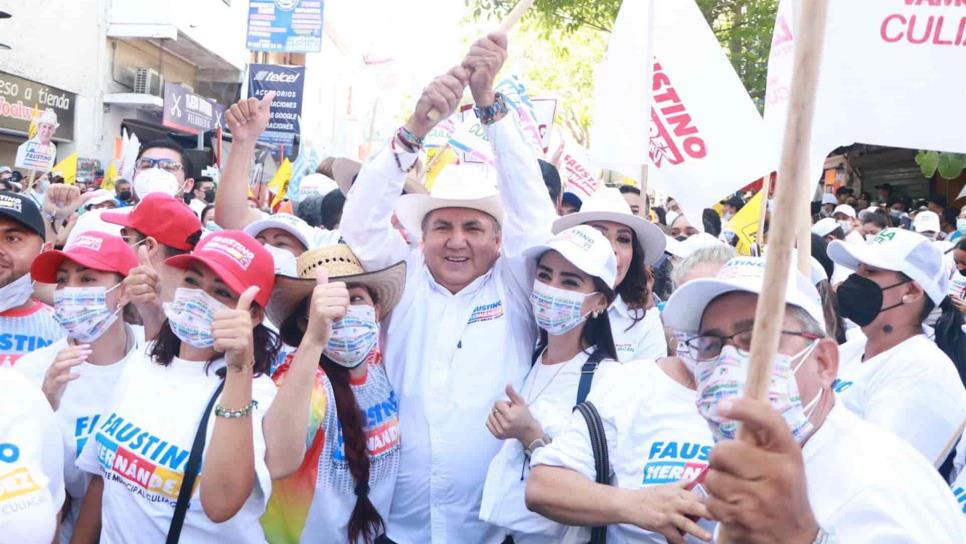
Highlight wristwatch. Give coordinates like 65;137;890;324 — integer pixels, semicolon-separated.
524;435;551;456
473;92;509;126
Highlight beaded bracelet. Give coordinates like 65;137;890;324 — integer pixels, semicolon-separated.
391;136;418;174
397;126;424;149
214;399;258;419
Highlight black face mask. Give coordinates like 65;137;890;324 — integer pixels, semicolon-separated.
959;268;966;277
836;274;911;327
203;189;216;203
117;190;132;201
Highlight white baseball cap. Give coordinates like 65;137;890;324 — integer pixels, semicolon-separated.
912;210;941;234
811;217;840;237
84;189;117;209
665;232;723;260
827;228;948;305
244;213;317;252
664;256;825;334
833;204;856;219
821;193;838;206
525;225;618;289
552;187;667;266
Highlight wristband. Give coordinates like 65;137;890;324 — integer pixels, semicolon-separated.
473;92;509;126
215;399;258;419
396;126;424;150
390;137;418;174
524;435;551;456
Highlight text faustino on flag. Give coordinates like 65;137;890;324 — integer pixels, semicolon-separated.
649;61;707;169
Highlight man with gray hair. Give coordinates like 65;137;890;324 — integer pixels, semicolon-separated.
661;256;965;541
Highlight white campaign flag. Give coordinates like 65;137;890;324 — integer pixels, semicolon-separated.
647;0;772;220
766;0;966;183
589;0;651;176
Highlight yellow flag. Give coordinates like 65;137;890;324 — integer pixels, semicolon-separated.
102;161;119;191
51;152;78;185
269;158;293;208
27;104;40;140
424;146;459;190
724;190;764;256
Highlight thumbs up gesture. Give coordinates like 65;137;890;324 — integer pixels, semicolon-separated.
123;245;161;310
485;383;544;445
303;269;351;347
212;286;260;373
226;91;275;144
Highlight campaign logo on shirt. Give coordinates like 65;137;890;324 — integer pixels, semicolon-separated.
0;335;56;367
615;342;634;357
467;300;504;325
642;441;710;485
74;414;103;458
334;390;400;461
953;485;965;515
90;412;192;504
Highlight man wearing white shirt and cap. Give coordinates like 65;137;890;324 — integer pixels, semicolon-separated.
829;228;966;466
340;33;557;544
662;256;966;542
820;192;838;217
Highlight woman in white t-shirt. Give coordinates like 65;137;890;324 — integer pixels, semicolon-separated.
479;226;620;543
553;188;669;361
0;367;65;544
261;244;404;544
15;231;141;544
73;231;281;543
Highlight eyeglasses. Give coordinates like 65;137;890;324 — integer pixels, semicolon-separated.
135;158;183;173
684;330;822;362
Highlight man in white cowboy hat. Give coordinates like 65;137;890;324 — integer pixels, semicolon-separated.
340;33;557;544
34;109;59;148
828;228;966;466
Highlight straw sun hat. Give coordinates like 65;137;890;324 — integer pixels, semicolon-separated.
266;244;406;325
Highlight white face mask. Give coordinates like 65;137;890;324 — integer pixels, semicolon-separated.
956;218;966;234
53;284;123;343
133;168;182;199
837;220;852;234
529;281;597;336
696;341;822;444
263;243;298;277
162;288;228;348
324;305;380;369
0;274;34;313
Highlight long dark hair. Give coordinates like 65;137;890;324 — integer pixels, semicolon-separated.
536;277;619;362
280;296;385;544
616;230;652;331
148;318;280;378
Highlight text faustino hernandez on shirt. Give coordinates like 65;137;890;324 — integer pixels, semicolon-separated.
91;413;192;503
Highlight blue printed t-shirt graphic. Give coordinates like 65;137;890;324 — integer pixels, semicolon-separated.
642;441;710;485
91;413;195;503
333;389;400;463
954;485;965;515
74;414;103;458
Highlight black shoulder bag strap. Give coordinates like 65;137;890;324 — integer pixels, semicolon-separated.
573;400;610;544
166;379;225;544
575;349;606;406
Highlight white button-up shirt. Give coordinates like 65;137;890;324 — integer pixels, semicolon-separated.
342;116;556;544
609;295;668;361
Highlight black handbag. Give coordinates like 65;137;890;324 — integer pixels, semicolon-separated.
573;401;611;544
166;380;225;544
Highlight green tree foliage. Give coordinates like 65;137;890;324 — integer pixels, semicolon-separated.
468;0;779;141
916;151;966;180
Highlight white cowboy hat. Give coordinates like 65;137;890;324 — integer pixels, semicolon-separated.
552;187;667;266
266;243;407;326
393;165;503;238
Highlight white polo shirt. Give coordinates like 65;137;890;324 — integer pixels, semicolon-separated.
341;115;557;544
531;360;714;543
609;296;668;361
834;334;966;464
802;403;966;540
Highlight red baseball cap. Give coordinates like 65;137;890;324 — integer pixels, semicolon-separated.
31;231;139;283
165;231;275;307
102;193;201;250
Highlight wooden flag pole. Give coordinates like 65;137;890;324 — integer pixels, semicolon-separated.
426;0;536;122
741;0;830;408
756;173;771;254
